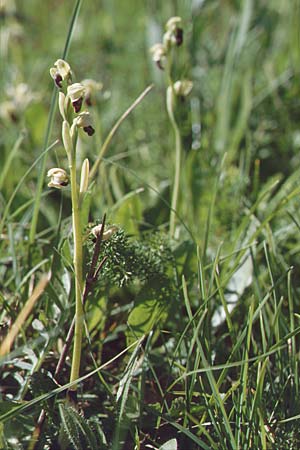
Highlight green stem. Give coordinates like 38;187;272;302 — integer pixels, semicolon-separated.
166;85;181;239
68;153;84;390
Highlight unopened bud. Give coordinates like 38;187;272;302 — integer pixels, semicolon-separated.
58;92;67;120
62;120;74;154
79;158;90;195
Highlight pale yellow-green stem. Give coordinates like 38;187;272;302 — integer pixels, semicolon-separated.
68;153;84;390
166;85;181;239
164;50;182;239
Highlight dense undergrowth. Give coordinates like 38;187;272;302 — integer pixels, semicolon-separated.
1;0;300;449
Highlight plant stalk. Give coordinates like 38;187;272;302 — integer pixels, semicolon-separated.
166;85;181;239
68;156;84;391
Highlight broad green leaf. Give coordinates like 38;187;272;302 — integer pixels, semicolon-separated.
126;279;168;348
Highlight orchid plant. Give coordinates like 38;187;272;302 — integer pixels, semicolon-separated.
48;59;95;399
150;17;193;239
46;58;151;404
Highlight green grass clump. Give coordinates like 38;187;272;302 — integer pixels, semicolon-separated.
1;1;300;449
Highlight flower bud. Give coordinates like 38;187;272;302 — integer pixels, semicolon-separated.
73;111;95;136
150;43;167;70
50;59;72;88
67;82;85;113
58;92;66;120
173;79;193;97
47;168;69;189
79;158;90;195
62;120;74;154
